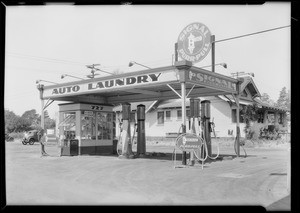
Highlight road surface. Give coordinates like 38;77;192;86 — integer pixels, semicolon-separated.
5;140;290;209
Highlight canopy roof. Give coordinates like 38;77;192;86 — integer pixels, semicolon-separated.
38;61;239;106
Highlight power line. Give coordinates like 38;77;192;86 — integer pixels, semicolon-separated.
214;25;290;43
6;52;88;66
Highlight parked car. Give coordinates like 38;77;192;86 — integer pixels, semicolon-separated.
22;130;41;145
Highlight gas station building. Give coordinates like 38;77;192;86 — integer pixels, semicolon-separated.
36;22;288;160
37;61;244;156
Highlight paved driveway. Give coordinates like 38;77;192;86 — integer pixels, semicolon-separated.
5;141;290;209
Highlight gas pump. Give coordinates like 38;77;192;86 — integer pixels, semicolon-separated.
118;103;135;159
200;100;220;161
136;104;146;157
188;98;201;166
201;100;212;157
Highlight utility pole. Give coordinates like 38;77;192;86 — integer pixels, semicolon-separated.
86;64;114;78
86;64;101;78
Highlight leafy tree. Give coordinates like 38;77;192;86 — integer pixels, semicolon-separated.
5;109;19;133
260;93;275;106
21;109;39;127
241;103;260;139
5;108;56;133
241;103;260;125
44;117;56;129
14;117;32;132
276;87;290;110
5;109;32;133
111;68;124;75
36;114;56;130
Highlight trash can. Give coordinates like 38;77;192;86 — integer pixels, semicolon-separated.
70;139;79;156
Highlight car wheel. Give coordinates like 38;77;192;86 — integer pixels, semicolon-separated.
22;140;27;145
29;139;35;145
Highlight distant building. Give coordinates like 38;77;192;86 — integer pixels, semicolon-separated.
113;77;288;139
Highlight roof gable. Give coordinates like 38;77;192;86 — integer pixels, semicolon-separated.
240;77;261;98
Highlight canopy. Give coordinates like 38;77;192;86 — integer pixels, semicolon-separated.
38;61;239;106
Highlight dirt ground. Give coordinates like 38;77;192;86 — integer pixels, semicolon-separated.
5;139;290;209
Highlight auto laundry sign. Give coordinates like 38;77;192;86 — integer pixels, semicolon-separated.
177;22;212;63
42;70;179;98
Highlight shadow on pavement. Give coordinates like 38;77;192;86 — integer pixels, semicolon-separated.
127;152;257;163
266;194;291;211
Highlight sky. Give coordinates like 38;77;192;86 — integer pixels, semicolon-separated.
4;2;291;118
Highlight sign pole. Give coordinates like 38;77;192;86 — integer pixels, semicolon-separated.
175;42;178;63
211;35;215;72
181;81;187;165
235;79;242;157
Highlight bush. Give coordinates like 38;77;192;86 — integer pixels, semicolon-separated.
9;132;25;139
245;122;267;141
259;124;286;140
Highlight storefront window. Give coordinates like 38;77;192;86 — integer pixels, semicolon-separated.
96;112;113;140
59;112;76;140
81;111;96;140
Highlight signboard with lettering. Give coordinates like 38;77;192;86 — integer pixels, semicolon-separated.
187;69;237;93
176;133;203;151
177;22;212;63
84;111;94;117
43;70;179;99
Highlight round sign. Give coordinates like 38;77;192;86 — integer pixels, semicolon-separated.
177;22;212;63
176;133;204;151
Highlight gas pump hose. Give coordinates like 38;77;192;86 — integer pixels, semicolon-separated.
116;122;138;157
116;120;123;156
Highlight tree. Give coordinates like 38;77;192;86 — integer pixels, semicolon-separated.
260;93;275;106
241;103;260;125
5;109;19;133
241;103;260;139
22;109;39;127
276;87;290;110
14;117;32;132
5;109;32;133
111;69;124;75
36;115;56;130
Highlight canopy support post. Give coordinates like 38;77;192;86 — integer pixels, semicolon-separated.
181;82;187;165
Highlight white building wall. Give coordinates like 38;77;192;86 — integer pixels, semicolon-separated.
114;99;246;138
209;99;246;138
146;109;186;137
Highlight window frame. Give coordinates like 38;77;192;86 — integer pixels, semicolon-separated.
165;110;171;121
157;111;165;124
